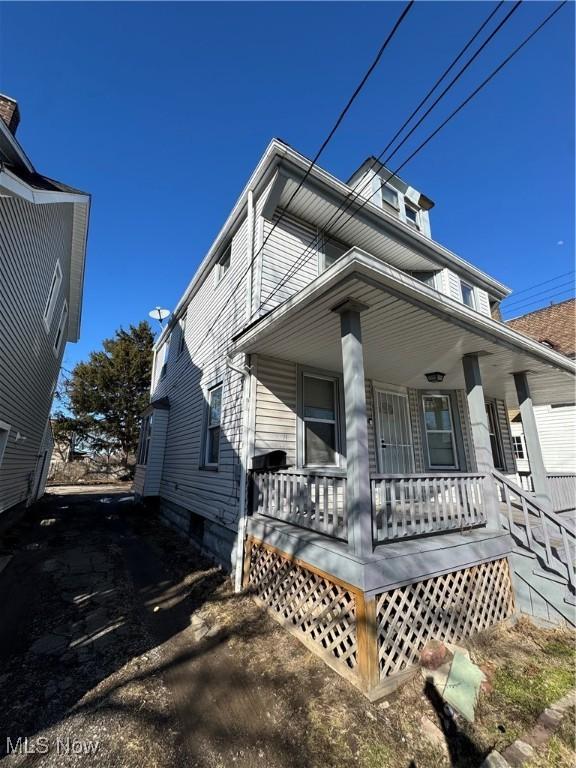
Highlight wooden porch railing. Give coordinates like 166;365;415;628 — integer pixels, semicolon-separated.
493;469;575;589
371;473;487;543
250;469;348;539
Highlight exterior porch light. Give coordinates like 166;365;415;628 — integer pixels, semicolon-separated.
425;371;446;383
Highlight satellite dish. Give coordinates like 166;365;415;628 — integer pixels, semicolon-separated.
148;307;171;325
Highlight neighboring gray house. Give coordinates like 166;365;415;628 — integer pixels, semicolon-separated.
0;93;90;521
135;139;575;697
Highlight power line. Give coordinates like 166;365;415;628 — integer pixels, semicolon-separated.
501;269;575;300
503;289;575;316
502;280;575;309
256;0;522;312
182;1;415;363
257;1;566;314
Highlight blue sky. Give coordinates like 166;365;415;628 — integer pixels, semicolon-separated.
0;1;573;371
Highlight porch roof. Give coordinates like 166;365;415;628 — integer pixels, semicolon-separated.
231;249;576;407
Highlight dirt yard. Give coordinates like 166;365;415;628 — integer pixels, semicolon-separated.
0;487;574;768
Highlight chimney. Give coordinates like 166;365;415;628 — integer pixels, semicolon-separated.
0;94;20;135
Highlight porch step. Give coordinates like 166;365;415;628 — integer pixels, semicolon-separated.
533;568;569;585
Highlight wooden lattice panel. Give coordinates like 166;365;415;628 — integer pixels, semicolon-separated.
376;558;515;679
247;541;358;672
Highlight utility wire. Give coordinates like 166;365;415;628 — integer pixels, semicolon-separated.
502;280;575;309
256;0;522;312
181;1;415;363
501;269;575;300
257;1;566;314
502;289;575;315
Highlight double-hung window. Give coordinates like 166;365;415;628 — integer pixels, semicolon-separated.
0;420;10;467
178;312;187;356
422;394;458;469
404;202;419;228
512;435;525;461
461;281;476;309
302;373;340;467
137;415;152;465
381;183;398;209
53;301;68;355
215;244;231;284
44;261;62;331
320;234;349;272
204;384;222;466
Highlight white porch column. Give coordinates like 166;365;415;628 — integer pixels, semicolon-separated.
332;299;373;558
513;372;552;513
462;353;500;530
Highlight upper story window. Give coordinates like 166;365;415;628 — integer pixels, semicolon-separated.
178;312;187;356
159;336;171;379
404;202;419;229
215;244;232;284
320;234;349;272
204;384;222;466
44;261;63;331
461;281;476;309
381;183;399;209
411;271;438;289
53;301;68;355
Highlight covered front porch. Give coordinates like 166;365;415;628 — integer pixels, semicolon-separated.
231;251;575;695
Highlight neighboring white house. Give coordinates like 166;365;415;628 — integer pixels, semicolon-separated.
0;93;90;521
135;139;575;695
507;299;576;477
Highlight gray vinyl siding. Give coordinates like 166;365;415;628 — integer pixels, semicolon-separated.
456;390;477;472
137;408;170;496
150;216;250;531
408;389;425;472
0;195;73;515
365;383;378;475
254;356;298;465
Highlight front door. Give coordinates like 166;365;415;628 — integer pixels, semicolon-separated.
375;390;415;473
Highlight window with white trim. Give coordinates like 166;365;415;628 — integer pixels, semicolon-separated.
301;373;340;467
404;202;419;229
159;336;171;379
215;244;231;284
53;300;68;354
486;400;505;470
137;414;152;465
381;183;399;209
512;435;525;460
422;394;458;469
204;384;222;466
43;261;62;331
461;281;476;309
0;420;10;466
320;233;349;272
178;312;187;356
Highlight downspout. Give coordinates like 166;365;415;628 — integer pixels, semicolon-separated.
230;187;257;592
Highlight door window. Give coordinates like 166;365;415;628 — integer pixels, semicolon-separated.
375;390;414;473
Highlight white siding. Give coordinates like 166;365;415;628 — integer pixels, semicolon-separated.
254;356;298;464
143;215;251;531
258;209;319;315
535;404;576;473
476;288;491;317
0;195;73;515
142;408;170;495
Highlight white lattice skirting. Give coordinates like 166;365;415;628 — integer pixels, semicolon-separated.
376;558;515;679
246;539;515;695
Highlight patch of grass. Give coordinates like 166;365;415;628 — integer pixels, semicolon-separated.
544;638;575;659
493;665;575;720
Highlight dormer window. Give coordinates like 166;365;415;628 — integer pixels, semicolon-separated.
405;202;419;228
381;183;399;209
215;244;231;284
461;281;476;309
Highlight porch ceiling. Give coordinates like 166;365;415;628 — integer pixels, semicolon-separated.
233;251;576;407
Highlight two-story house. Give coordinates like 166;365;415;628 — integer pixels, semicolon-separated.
0;93;90;523
134;139;574;698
